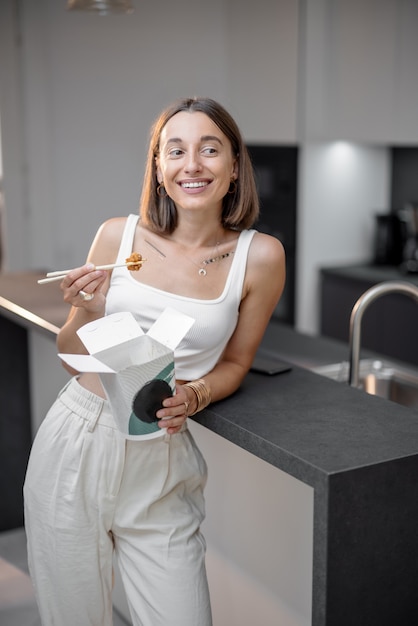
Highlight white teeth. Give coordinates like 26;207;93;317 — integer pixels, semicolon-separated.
181;181;207;188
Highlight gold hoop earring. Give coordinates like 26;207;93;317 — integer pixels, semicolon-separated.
228;178;237;195
157;182;168;198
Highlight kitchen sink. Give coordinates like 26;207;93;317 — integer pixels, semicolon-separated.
311;359;418;411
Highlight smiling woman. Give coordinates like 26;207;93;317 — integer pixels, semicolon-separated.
23;96;286;626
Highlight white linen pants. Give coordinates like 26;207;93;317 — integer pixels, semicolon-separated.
23;377;212;626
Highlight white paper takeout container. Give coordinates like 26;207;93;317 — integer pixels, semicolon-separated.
59;308;195;440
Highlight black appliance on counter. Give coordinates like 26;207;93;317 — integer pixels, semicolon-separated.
373;213;404;266
390;147;418;273
246;145;298;325
401;202;418;273
373;204;418;274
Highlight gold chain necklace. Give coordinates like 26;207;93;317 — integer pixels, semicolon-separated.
144;238;235;277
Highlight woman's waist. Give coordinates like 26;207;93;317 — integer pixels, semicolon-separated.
78;372;107;398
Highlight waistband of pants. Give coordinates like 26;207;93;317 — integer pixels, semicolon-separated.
58;376;117;430
58;376;187;437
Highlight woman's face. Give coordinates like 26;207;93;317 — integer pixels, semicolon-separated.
156;111;238;215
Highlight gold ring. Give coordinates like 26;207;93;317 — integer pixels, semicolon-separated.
184;401;189;416
79;289;94;302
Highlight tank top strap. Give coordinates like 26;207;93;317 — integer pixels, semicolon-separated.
228;229;256;300
115;213;140;264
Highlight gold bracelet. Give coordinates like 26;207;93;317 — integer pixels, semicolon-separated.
184;379;211;415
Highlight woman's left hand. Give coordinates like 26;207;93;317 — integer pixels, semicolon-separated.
156;384;191;435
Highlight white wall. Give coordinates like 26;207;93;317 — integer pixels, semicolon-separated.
296;143;390;334
302;0;418;144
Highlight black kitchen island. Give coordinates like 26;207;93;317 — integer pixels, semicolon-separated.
195;356;418;625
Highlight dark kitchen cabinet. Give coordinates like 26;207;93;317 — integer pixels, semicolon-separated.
320;265;418;367
0;315;32;531
247;145;298;326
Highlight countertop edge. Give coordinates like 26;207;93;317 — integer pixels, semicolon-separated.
0;295;60;337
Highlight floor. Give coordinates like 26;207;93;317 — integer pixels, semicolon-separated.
0;527;129;625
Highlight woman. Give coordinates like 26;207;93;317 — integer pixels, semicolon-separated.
24;97;285;625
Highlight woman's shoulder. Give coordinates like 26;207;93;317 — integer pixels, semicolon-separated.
96;215;132;239
89;216;132;262
240;230;285;302
95;215;141;247
248;230;285;265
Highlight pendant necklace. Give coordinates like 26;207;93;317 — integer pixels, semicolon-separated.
196;248;235;276
145;238;235;276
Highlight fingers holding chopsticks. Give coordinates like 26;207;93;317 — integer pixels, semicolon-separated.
37;253;146;308
60;263;108;309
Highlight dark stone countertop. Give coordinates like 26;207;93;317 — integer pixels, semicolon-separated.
196;357;418;488
320;262;418;286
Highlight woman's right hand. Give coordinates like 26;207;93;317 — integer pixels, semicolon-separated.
60;263;108;312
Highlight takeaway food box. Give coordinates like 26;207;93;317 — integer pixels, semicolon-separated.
59;308;195;440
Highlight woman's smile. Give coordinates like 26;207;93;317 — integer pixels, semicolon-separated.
178;179;211;193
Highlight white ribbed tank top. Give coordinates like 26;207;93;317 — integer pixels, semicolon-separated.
106;214;256;380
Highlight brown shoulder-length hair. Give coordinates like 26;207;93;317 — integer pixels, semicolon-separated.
139;97;259;233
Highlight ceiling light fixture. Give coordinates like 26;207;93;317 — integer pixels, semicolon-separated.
67;0;134;15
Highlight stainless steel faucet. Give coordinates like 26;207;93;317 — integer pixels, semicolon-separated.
348;281;418;387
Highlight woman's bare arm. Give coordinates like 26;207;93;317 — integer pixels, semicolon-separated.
159;232;286;431
56;217;127;356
